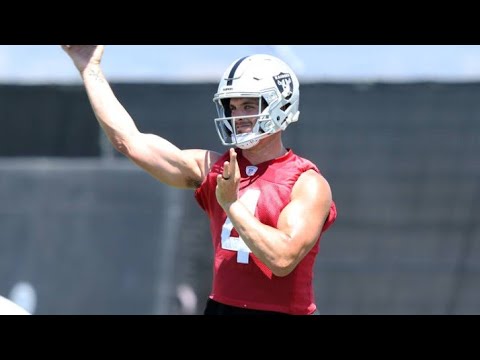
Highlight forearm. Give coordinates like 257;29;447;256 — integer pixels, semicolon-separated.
225;201;293;276
81;64;140;153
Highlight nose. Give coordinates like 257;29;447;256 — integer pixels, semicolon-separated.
231;108;246;118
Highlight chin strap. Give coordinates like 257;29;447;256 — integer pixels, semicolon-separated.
234;133;260;149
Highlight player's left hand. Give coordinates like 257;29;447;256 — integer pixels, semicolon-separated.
215;148;240;208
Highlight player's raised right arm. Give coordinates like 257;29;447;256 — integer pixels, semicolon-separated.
61;45;216;189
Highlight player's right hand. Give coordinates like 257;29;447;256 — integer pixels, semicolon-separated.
61;45;104;74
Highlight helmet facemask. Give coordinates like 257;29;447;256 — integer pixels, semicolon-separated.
214;96;278;149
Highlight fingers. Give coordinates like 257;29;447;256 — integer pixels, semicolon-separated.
217;148;239;181
219;148;238;182
221;160;230;180
232;148;240;176
228;148;237;177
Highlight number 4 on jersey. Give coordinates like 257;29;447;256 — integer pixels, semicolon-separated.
220;189;260;264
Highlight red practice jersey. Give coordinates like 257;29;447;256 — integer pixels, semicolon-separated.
195;149;337;314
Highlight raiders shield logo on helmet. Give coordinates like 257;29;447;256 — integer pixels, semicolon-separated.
273;72;293;98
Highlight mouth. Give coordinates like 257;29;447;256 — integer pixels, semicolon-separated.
235;121;252;133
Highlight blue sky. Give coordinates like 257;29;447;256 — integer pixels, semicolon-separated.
1;45;480;83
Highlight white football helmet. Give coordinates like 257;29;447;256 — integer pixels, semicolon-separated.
213;54;300;149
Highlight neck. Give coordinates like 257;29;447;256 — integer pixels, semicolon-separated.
240;133;287;165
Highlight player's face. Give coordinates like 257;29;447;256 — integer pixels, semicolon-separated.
229;98;260;134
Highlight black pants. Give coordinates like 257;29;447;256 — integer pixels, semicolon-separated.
203;298;319;315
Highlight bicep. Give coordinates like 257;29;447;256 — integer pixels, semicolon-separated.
277;170;332;259
127;133;219;189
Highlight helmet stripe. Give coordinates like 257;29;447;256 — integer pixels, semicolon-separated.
226;56;248;85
